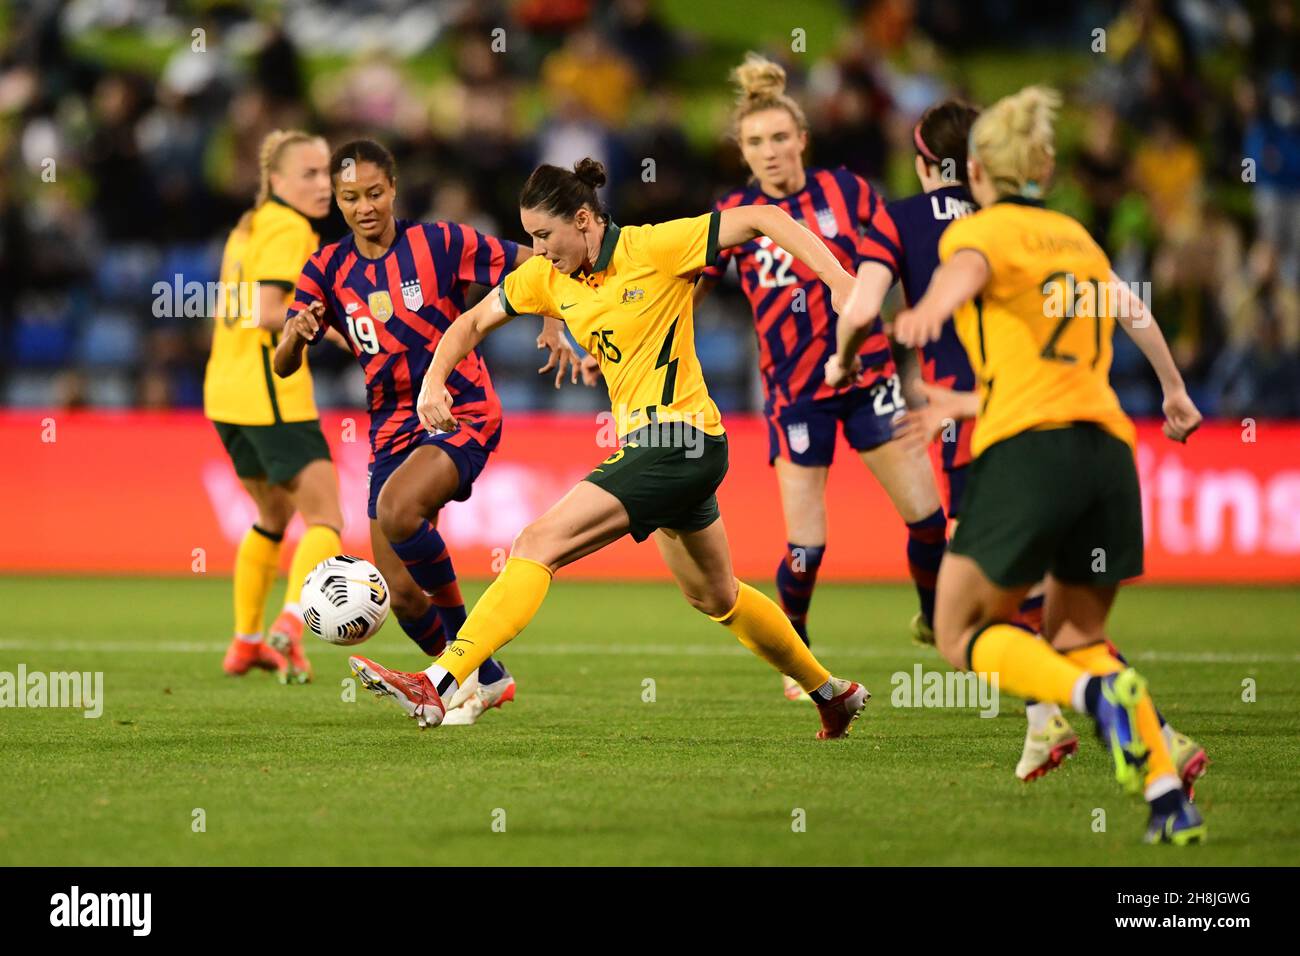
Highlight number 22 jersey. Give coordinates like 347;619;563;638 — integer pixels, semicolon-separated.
290;220;519;463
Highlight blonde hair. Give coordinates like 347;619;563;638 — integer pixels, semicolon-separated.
236;129;324;230
730;52;808;140
969;85;1061;199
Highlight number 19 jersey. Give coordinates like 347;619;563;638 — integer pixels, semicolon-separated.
291;219;519;463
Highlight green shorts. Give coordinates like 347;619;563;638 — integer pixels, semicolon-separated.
213;419;332;486
949;423;1143;588
585;423;729;543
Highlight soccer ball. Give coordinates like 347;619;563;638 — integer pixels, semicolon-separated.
300;555;391;646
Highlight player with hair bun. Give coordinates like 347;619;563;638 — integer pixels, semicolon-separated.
695;53;949;700
346;157;873;740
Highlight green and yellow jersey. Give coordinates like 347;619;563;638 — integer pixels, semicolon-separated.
499;212;725;439
204;197;319;425
937;197;1136;458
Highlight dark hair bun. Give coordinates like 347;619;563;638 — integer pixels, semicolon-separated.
573;158;607;189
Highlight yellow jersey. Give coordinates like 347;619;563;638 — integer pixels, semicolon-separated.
500;213;725;439
937;197;1136;458
204;198;320;425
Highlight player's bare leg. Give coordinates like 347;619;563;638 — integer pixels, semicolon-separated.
223;477;291;678
653;517;869;738
858;436;946;645
771;460;827;700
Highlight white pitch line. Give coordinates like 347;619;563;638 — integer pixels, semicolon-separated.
0;639;1295;664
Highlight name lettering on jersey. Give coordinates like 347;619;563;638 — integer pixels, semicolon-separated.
401;279;423;311
621;287;644;304
367;291;394;323
931;195;975;221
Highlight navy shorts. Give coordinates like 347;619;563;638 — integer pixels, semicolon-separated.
767;374;905;466
367;430;492;520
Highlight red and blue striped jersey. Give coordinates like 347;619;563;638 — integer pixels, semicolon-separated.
859;185;977;471
290;219;519;463
703;166;896;415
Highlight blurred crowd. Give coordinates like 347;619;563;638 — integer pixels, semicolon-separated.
0;0;1297;419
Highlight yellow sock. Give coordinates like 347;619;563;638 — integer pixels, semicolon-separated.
1065;644;1176;787
287;524;341;608
1136;695;1177;788
1065;643;1123;675
436;557;552;683
1066;642;1180;785
711;581;830;691
234;526;281;636
969;623;1087;708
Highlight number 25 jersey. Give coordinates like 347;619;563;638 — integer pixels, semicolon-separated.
499;213;724;440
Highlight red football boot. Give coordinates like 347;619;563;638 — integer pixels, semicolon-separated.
223;638;288;678
268;609;312;685
349;655;446;728
814;679;871;739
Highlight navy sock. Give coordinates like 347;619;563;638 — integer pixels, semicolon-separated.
775;543;825;646
906;508;947;627
477;657;508;684
1083;675;1102;716
391;520;467;641
1011;593;1045;634
398;603;447;656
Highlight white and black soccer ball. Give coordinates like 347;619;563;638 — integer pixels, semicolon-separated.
300;555;391;646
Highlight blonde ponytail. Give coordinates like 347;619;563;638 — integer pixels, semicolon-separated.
969;85;1061;199
729;52;808;139
253;129;323;208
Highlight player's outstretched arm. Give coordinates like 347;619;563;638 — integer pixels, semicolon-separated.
273;301;325;377
826;261;894;387
892;249;990;348
717;205;856;308
418;288;519;431
1110;270;1202;443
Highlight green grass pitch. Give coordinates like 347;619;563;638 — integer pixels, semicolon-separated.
1;577;1297;866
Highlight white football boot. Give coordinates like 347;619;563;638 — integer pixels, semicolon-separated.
441;670;516;726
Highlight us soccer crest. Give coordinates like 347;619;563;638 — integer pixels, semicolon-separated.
401;279;423;310
367;291;393;323
815;205;838;238
787;422;811;454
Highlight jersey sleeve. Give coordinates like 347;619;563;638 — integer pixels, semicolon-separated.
246;213;314;290
641;212;722;278
858;189;904;279
498;255;556;319
437;222;520;289
288;249;336;345
938;214;1012;299
699;200;735;280
938;215;996;268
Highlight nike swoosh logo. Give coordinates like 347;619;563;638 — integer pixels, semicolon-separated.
560;303;576;310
